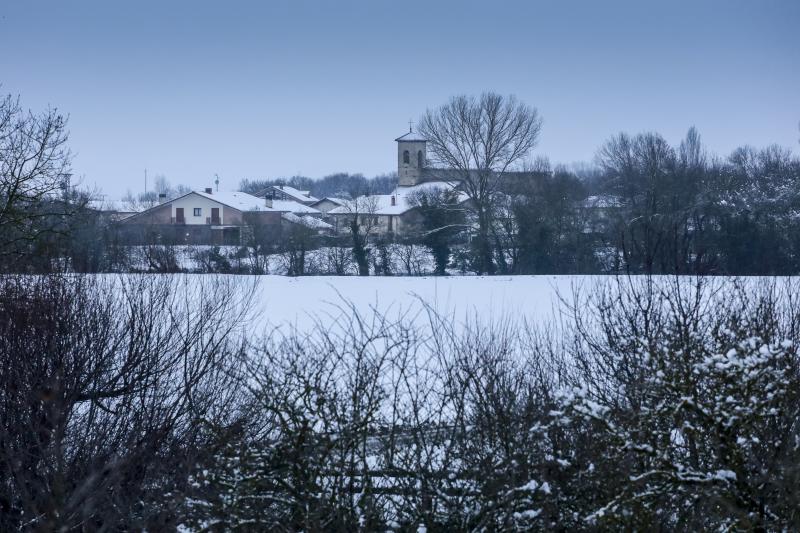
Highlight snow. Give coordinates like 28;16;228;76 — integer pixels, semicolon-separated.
582;195;622;209
513;509;542;520
101;273;800;341
714;470;737;481
189;191;322;214
313;197;347;206
328;181;467;216
193;190;276;212
261;185;319;203
269;200;321;214
395;130;428;142
517;480;540;491
245;275;582;332
281;212;333;229
103;272;590;335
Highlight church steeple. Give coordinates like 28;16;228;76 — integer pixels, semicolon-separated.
395;126;427;186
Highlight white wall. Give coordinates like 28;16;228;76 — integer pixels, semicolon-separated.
171;193;226;225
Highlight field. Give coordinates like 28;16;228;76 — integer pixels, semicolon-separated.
237;274;602;333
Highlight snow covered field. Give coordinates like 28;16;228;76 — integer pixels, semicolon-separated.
103;273;799;337
241;275;603;333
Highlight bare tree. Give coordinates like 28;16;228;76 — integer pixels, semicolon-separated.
596;129;715;274
0;94;78;262
277;217;318;276
391;240;428;275
407;187;467;275
322;238;355;275
0;273;254;530
338;195;380;276
418;92;542;274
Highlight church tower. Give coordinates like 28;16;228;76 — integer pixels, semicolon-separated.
395;126;427;187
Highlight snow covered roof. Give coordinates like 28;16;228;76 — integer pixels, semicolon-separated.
395;130;428;142
121;190;323;224
311;197;347;206
282;212;333;230
269;200;321;214
193;190;278;212
193;191;321;214
194;189;320;214
328;181;466;216
264;185;319;203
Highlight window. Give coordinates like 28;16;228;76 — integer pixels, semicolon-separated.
418;150;424;168
403;150;410;164
193;208;202;217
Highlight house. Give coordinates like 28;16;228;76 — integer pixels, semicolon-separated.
256;185;319;206
120;188;325;245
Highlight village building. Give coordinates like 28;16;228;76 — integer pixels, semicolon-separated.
120;188;329;245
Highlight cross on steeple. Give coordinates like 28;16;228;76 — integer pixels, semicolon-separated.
408;119;414;132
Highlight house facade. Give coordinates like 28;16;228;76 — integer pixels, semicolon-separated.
120;188;326;245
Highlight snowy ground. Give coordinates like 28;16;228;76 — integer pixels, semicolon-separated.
103;272;797;337
240;275;602;334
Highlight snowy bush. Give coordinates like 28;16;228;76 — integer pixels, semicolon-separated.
551;277;800;530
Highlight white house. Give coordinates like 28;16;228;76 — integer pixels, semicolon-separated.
121;188;328;244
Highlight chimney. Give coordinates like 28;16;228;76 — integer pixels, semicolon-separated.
205;187;212;194
158;193;167;203
390;195;396;206
265;197;273;208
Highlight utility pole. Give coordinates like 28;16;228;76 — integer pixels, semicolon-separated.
214;173;220;192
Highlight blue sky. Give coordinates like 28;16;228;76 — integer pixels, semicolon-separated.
1;0;798;196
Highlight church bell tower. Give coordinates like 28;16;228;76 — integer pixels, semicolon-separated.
395;124;427;187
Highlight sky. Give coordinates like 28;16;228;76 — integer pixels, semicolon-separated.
1;0;798;197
